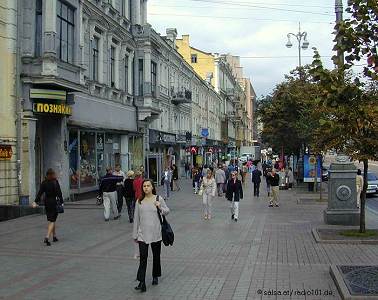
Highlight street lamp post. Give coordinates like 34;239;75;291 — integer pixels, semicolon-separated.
285;22;310;68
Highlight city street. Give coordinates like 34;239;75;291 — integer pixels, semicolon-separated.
1;179;378;300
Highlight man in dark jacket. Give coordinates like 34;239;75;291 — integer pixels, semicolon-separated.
99;167;124;221
268;169;280;207
252;168;262;197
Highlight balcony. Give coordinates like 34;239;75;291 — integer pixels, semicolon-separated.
171;88;192;105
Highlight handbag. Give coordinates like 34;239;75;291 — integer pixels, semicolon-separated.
156;196;174;246
198;183;204;196
56;200;64;214
54;180;64;214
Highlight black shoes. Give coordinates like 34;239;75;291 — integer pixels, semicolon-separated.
114;215;121;220
135;281;146;292
152;277;159;285
44;238;51;246
234;218;238;222
129;218;133;223
231;214;234;220
53;236;58;242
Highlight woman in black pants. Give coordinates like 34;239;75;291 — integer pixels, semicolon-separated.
32;168;64;246
133;179;170;292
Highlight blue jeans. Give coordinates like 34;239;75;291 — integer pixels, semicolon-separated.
164;180;170;199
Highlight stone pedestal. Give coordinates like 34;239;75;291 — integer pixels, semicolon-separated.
324;155;360;225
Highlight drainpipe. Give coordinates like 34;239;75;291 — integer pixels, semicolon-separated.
15;0;23;204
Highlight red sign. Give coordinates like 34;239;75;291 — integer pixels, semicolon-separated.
0;145;13;160
190;147;197;154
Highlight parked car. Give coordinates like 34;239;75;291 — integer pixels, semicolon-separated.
367;172;378;196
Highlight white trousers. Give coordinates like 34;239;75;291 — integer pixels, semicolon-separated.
230;200;239;219
202;192;213;216
103;191;119;220
356;187;362;208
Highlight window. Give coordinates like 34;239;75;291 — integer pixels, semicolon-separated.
138;59;144;95
151;62;157;97
191;54;198;63
110;47;115;86
35;0;43;57
124;55;129;93
91;37;99;81
57;0;75;63
121;0;125;16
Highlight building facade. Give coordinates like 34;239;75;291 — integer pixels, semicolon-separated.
3;0;145;203
0;0;20;204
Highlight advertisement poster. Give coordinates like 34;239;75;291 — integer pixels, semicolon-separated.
303;154;322;183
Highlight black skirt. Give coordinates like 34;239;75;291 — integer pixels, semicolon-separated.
45;197;58;222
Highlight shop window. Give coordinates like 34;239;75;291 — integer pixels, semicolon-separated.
80;131;96;187
69;130;79;189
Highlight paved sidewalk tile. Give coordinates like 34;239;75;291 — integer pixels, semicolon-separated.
0;178;377;299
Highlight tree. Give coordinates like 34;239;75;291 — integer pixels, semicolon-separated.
310;50;378;233
257;68;320;159
333;0;378;79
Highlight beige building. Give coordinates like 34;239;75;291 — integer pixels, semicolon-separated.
0;0;20;204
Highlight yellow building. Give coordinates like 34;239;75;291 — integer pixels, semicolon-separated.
176;35;215;86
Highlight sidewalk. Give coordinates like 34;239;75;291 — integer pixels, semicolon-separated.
0;178;378;299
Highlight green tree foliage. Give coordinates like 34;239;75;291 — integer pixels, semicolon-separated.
334;0;378;79
310;50;378;233
256;68;320;156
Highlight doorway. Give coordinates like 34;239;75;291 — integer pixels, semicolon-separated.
147;153;163;183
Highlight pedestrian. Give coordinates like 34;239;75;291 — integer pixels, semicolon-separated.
113;164;126;213
99;167;123;221
32;168;64;246
172;164;180;191
252;167;262;197
268;169;280;207
287;167;294;189
356;169;363;209
265;167;272;197
225;171;243;222
200;169;216;220
184;162;190;179
193;167;201;194
133;171;143;202
162;166;172;200
241;162;248;184
215;164;226;196
133;179;170;293
124;170;135;223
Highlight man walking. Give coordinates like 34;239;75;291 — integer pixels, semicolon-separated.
113;164;125;213
163;166;172;200
215;165;226;196
99;167;123;221
268;169;280;207
252;167;262;197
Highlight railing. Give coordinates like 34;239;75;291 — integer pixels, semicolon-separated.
171;88;192;105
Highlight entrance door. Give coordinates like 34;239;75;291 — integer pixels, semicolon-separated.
147;153;163;183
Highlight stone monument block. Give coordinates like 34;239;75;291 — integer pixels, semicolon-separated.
324;155;360;225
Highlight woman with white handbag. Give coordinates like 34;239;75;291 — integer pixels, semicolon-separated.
200;169;216;220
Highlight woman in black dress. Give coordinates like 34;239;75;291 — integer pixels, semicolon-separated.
32;168;64;246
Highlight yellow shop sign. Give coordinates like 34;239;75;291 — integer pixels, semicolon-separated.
33;103;72;115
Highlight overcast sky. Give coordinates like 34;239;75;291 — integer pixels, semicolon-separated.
147;0;345;97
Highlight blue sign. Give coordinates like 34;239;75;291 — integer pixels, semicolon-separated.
303;154;322;183
201;128;209;138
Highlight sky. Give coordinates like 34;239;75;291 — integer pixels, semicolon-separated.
147;0;346;97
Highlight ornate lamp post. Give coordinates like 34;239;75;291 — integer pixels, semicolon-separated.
285;22;310;68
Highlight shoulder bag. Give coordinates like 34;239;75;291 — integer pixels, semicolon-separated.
55;180;64;214
156;195;174;246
